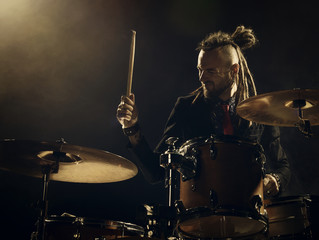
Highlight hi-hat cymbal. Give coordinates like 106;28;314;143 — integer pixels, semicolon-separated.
0;139;138;183
237;89;319;127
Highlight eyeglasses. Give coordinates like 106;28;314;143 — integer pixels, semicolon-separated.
198;67;232;78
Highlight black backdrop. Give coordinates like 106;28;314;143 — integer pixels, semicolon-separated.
0;0;318;239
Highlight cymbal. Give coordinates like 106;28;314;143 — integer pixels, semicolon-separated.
237;89;319;127
0;139;138;183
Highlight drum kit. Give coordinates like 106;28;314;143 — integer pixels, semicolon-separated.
0;88;319;240
0;138;141;240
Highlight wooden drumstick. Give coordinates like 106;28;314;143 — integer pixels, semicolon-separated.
126;30;136;96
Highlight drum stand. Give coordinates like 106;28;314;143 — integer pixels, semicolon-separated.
134;140;180;240
158;137;182;239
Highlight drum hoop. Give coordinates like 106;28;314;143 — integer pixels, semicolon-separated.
45;215;76;223
45;216;144;234
177;206;268;239
178;206;268;224
265;195;310;207
178;225;268;240
179;135;258;150
178;135;265;168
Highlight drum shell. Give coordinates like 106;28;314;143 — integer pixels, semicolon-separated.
265;195;319;239
180;141;264;211
177;138;267;238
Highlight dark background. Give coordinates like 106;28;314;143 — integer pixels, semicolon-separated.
0;0;318;239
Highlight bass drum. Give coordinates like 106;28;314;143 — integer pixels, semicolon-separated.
44;215;145;240
176;136;268;239
265;195;319;239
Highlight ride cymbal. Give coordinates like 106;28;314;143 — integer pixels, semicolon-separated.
0;139;138;183
237;89;319;127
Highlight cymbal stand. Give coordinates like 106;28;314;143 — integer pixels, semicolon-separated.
31;139;66;240
31;165;52;240
31;149;63;240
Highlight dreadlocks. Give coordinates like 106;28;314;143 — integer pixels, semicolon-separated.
192;25;258;107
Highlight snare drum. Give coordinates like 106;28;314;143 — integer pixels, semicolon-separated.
265;195;319;239
176;136;267;239
44;215;145;240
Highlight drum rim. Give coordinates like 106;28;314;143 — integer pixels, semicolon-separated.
45;215;144;234
179;135;258;150
177;206;268;239
265;195;313;207
177;206;267;223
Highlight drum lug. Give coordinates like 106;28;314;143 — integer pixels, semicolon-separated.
175;200;186;214
209;189;219;208
180;155;198;181
205;135;217;160
209;142;217;160
250;195;263;214
180;148;198;181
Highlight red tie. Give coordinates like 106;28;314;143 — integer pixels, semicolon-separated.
221;104;234;135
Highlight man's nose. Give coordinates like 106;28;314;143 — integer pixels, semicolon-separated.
199;71;208;83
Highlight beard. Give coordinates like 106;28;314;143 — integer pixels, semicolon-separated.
203;76;234;100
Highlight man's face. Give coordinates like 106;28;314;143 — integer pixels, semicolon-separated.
197;49;234;99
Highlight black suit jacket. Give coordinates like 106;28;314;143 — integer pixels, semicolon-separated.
130;94;290;192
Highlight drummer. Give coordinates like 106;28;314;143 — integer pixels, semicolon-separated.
116;25;290;198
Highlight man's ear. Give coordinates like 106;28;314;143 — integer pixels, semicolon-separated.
231;63;240;74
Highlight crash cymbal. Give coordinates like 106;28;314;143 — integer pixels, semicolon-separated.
237;89;319;127
0;139;138;183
